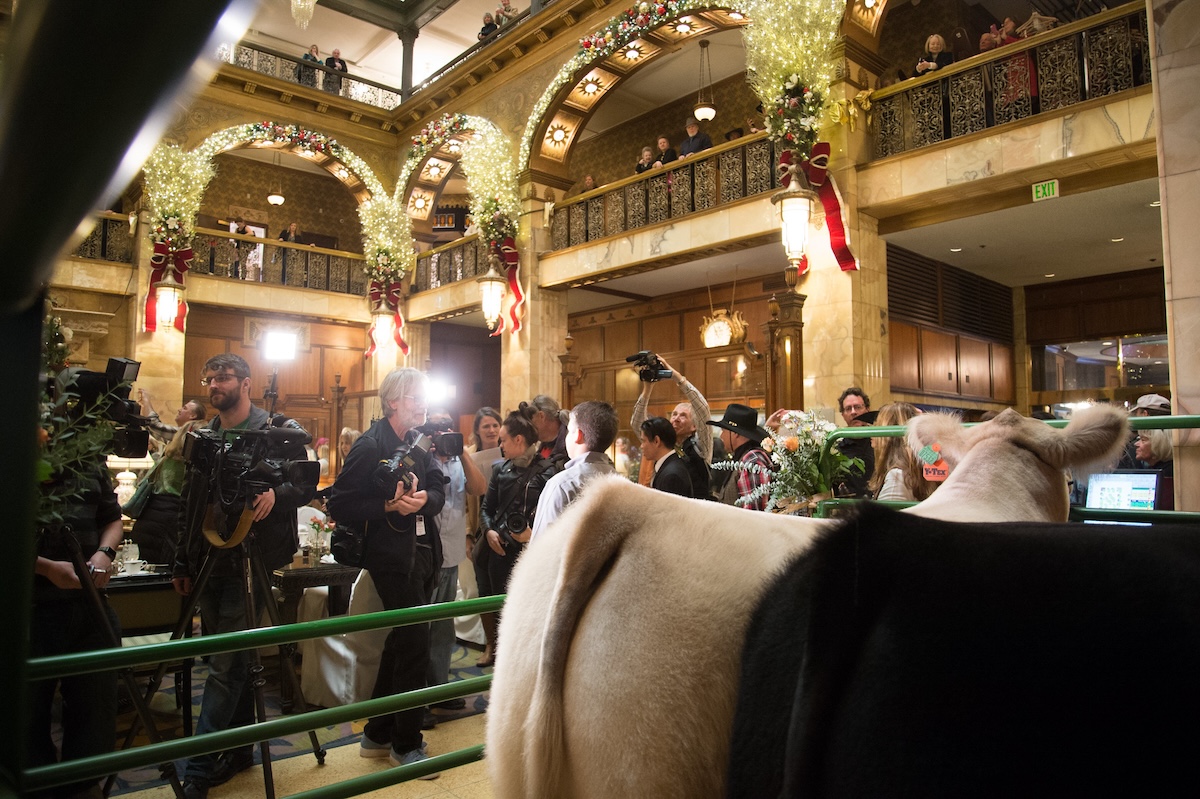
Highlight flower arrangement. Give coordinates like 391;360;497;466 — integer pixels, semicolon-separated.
478;196;517;248
764;76;824;159
365;248;396;284
718;410;861;513
309;516;336;536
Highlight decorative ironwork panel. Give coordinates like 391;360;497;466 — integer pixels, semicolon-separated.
694;159;717;211
430;253;444;289
235;46;254;71
606;191;625;237
670;166;692;218
439;252;454;287
909;83;945;148
746;141;772;196
587;197;604;240
626;181;647;230
283;251;308;287
1135;11;1151;85
464;240;479;275
1086;20;1134;98
452;248;465;283
308;253;330;290
415;257;429;291
648;175;670;224
256;52;279;79
210;238;237;278
1038;37;1082;111
102;220;132;263
948;69;987;138
552;209;569;250
329;257;351;293
771;139;786;189
74;224;102;260
569;204;586;247
874;96;905;158
992;54;1035;125
719;148;744;203
261;245;283;284
349;265;367;296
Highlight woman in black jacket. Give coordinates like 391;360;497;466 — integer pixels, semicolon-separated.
474;411;557;666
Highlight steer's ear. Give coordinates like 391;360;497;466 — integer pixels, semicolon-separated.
907;412;969;469
1040;404;1129;472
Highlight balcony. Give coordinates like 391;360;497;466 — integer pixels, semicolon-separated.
871;2;1150;159
217;42;403;111
190;227;368;296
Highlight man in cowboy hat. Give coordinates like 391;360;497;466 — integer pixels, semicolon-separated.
708;404;772;511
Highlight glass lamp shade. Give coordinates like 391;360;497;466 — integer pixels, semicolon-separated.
155;281;183;327
693;102;716;122
267;192;286;206
477;259;507;329
775;190;816;263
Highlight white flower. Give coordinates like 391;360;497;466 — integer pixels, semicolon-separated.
785;74;800;90
165;216;180;229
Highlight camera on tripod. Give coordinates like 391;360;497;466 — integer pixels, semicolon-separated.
183;418;319;522
53;357;151;458
496;510;530;548
626;350;673;383
374;435;433;496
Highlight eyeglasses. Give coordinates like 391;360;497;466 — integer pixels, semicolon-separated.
403;394;428;405
201;373;243;387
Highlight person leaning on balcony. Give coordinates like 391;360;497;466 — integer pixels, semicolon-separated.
653;134;678;168
495;0;518;25
916;34;954;75
299;44;320;88
478;12;498;40
635;146;655;174
279;221;301;242
324;48;348;94
678;117;713;157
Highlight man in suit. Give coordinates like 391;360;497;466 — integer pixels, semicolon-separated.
639;416;693;498
324;48;348;94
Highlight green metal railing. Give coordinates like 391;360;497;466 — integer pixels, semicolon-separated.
23;595;504;795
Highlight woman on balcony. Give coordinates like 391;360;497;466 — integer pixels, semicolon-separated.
635;146;655;174
299;44;320;88
478;13;498;40
915;34;954;75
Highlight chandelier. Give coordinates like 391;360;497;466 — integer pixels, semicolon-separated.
292;0;317;30
693;39;716;122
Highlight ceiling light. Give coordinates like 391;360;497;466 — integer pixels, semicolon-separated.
267;151;285;206
581;78;602;94
1149;200;1161;207
675;21;692;34
447;140;461;153
624;46;641;59
727;10;744;19
693;39;716;122
863;0;875;7
950;247;962;252
1110;237;1124;242
1043;273;1056;278
336;167;349;178
413;197;427;210
1102;341;1114;346
547;124;569;145
428;165;442;178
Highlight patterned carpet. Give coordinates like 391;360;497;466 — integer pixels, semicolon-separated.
106;641;491;795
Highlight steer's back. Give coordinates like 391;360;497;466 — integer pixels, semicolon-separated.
487;477;827;799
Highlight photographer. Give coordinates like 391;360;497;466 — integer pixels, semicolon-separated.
475;412;558;667
630;353;717;500
326;368;445;775
172;354;315;799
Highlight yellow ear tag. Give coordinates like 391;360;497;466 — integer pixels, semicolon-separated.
920;443;949;482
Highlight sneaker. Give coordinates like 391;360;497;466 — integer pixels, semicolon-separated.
390;742;440;780
359;735;392;759
431;697;467;711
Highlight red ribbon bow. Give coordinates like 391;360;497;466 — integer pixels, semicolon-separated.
365;279;408;357
778;143;858;273
489;237;524;338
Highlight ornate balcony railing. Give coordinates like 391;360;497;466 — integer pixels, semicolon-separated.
191;227;368;296
413;234;489;293
72;212;134;264
216;42;404;111
871;2;1150;159
549;131;783;252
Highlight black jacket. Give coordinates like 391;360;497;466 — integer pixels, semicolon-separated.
327;418;445;575
481;446;557;555
652;452;694;498
174;405;316;578
35;461;122;604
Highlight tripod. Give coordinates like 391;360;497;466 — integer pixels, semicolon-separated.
111;525;325;799
47;527;185;798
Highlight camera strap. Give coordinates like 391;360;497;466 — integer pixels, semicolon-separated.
201;506;256;549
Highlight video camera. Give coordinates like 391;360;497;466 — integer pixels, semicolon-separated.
374;434;433;496
183;416;319;520
54;357;150;457
417;419;465;458
626;351;673;383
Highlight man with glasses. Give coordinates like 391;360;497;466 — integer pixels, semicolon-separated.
327;368;446;776
172;353;315;799
833;386;875;499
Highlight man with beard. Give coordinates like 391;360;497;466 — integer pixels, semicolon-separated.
631;355;721;500
172;354;315;799
833;386;875;499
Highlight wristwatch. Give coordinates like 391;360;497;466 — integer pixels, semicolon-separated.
96;546;118;561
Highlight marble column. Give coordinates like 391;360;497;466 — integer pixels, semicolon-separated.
1149;0;1200;510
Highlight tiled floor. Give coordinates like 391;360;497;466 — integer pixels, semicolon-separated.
122;713;492;799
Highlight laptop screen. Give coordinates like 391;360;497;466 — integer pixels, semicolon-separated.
1085;471;1160;511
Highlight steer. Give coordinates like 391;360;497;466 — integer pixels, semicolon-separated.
487;406;1130;799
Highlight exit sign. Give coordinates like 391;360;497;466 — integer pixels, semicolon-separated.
1032;179;1060;202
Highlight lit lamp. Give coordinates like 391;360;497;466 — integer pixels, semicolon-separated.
693;39;716;122
267;151;286;206
772;171;818;289
477;255;507;330
153;271;185;327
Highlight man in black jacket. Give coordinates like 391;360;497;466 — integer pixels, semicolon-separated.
327;367;445;776
640;416;694;498
173;353;316;799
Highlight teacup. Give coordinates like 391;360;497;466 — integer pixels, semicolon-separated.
124;559;147;575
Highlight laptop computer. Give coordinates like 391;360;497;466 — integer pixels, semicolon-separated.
1084;470;1162;511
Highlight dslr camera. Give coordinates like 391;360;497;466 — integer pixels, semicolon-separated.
418;420;465;458
374;434;432;496
626;350;673;383
496;510;531;548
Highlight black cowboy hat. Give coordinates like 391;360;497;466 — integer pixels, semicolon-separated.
707;403;769;443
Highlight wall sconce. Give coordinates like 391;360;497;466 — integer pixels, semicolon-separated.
772;173;818;288
477;255;507;330
153;271;185;328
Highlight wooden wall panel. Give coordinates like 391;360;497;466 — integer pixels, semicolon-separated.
642;314;681;354
603;319;640;362
958;336;992;398
921;329;958;394
571;327;604;365
1025;267;1166;345
889;320;921;391
991;343;1014;403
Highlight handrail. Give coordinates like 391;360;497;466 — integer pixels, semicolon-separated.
422;232;481;259
192;225;367;261
218;41;404;110
409;11;533;99
187;225;368;295
23;594;505;792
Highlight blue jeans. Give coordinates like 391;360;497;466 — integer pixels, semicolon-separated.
183;572;267;783
426;565;459;688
